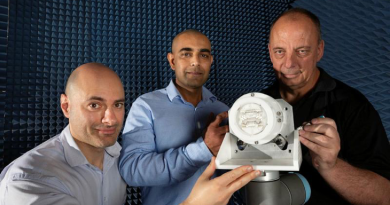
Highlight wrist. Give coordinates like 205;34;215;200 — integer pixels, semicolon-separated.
180;199;194;205
318;158;342;176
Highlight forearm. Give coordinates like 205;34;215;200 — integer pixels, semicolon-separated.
180;201;189;205
119;137;212;186
320;158;390;205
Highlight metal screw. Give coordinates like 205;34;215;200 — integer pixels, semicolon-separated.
237;140;247;151
277;118;282;122
251;93;255;97
255;141;259;144
276;111;281;116
235;150;238;153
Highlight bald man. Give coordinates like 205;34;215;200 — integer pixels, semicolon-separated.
0;62;259;205
0;63;127;205
264;8;390;204
119;29;230;205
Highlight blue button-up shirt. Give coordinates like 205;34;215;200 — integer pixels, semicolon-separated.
0;125;127;205
119;80;229;205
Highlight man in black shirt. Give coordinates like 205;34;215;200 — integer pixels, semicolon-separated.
264;8;390;204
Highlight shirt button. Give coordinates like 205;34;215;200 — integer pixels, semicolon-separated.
197;121;201;129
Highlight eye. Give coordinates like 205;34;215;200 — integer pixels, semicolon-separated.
89;103;100;109
297;49;309;57
115;103;124;109
298;50;307;54
200;54;209;58
274;50;284;54
183;53;191;57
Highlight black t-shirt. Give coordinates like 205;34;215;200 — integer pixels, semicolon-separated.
262;68;390;205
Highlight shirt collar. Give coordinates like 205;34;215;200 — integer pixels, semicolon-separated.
166;79;217;104
61;125;122;168
312;67;336;94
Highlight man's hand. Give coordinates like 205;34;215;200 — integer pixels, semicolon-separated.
299;117;340;173
203;112;229;156
181;157;260;205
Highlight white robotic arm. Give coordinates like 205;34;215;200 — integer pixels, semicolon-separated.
216;93;310;205
216;92;302;172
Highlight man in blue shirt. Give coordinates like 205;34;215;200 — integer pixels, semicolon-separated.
119;29;230;205
0;62;260;205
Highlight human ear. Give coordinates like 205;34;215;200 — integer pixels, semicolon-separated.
60;94;70;118
167;52;175;70
316;40;325;62
268;44;273;61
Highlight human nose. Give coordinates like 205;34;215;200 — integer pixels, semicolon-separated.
284;52;297;69
191;55;200;67
102;107;118;126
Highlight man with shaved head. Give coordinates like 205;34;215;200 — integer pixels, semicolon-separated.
0;62;259;205
119;29;230;205
0;63;128;204
264;8;390;204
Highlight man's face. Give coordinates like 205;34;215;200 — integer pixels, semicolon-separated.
168;32;213;90
268;15;324;90
62;71;125;150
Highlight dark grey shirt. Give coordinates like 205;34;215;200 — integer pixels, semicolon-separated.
263;68;390;205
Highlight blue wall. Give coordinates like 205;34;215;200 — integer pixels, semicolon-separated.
2;0;389;204
0;0;293;204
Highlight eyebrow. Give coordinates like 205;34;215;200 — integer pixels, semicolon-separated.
272;46;311;50
88;96;126;103
88;96;105;101
200;48;211;53
179;47;211;53
115;98;126;103
179;47;193;52
295;46;311;50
